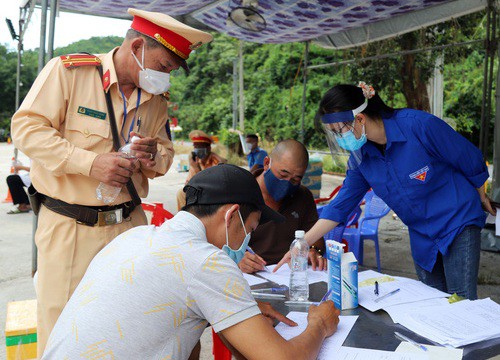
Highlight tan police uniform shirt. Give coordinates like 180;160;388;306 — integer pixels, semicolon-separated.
11;48;174;205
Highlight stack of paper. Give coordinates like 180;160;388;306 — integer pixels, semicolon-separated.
395;342;463;360
275;312;358;356
397;298;500;347
256;264;328;285
358;270;449;312
336;347;428;360
275;312;432;359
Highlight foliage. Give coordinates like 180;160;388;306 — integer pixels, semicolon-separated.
0;11;495;159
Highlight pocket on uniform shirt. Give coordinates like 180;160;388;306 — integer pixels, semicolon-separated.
402;163;433;200
65;112;110;149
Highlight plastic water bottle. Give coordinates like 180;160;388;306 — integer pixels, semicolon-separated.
289;230;309;301
96;136;139;204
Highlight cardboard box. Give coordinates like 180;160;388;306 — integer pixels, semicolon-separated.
5;299;37;360
325;240;358;310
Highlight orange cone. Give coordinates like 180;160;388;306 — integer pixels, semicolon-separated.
3;157;15;203
3;189;12;203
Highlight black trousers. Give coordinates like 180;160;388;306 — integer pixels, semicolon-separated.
6;174;29;205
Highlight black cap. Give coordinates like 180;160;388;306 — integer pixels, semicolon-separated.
184;164;285;224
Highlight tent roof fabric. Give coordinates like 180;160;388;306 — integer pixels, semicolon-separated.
43;0;486;48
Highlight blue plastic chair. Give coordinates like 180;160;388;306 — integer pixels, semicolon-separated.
317;204;362;250
342;191;390;272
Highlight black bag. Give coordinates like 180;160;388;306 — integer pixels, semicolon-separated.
27;184;41;216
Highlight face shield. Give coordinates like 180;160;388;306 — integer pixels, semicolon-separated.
320;100;368;170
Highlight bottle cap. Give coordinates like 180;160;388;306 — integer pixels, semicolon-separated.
295;230;305;238
131;136;141;143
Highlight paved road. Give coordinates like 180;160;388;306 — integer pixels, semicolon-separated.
0;143;498;359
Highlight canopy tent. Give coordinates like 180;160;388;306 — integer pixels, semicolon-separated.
28;0;499;202
39;0;485;46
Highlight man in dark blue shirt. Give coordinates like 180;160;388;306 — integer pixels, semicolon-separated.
246;134;268;172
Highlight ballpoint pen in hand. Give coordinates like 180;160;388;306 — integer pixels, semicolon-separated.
320;288;333;303
247;247;271;273
374;288;400;303
394;331;428;352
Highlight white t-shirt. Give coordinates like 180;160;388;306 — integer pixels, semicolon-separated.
43;211;260;359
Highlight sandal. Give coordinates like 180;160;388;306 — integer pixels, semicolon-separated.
7;207;30;214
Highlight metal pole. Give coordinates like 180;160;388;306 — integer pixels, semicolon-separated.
238;40;244;131
484;7;497;159
232;59;238;129
300;41;309;144
38;0;48;74
47;0;57;60
480;0;493;156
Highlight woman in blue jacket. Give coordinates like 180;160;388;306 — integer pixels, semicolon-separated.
276;82;495;300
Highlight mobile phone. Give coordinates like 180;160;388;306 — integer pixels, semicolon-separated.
191;152;197;161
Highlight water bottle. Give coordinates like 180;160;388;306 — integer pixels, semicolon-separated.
96;136;139;204
289;230;309;301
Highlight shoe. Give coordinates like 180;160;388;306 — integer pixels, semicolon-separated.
7;207;30;214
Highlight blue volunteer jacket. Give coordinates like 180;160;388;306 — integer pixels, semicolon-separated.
320;109;488;271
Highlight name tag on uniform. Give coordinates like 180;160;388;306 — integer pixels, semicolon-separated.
77;106;107;120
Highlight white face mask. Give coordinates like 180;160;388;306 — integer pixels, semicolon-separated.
131;46;170;95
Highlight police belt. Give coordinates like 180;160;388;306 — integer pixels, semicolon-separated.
40;195;135;227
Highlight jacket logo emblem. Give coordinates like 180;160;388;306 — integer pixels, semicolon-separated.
409;166;429;182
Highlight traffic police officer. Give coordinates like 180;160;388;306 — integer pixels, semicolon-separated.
11;8;212;356
275;82;495;300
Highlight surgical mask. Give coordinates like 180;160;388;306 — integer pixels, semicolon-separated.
264;159;300;202
131;46;170;95
335;122;367;151
193;148;208;159
222;210;251;264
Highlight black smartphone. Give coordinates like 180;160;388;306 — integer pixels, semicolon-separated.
191;151;197;161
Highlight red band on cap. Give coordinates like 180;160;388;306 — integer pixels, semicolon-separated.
191;136;212;144
131;15;192;59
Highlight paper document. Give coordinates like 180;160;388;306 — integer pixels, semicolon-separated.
395;342;462;360
486;207;500;236
275;312;357;356
358;270;448;312
398;298;500;347
242;273;268;286
336;347;428;360
256;264;328;285
384;298;449;324
497;209;500;236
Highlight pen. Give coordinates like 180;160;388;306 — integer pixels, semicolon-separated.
374;281;379;296
247;247;271;273
374;288;400;303
285;300;319;306
342;279;358;299
251;286;288;293
320;288;333;303
251;292;286;299
394;331;428;352
136;116;142;133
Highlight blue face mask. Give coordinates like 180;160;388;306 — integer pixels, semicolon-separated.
335;123;367;151
222;210;251;264
264;160;300;202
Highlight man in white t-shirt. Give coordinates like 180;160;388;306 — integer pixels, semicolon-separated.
43;164;340;360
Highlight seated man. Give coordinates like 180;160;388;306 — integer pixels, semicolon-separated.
176;129;226;210
245;134;267;172
239;139;327;273
42;164;340;360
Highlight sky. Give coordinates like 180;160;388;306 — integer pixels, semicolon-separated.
1;1;131;51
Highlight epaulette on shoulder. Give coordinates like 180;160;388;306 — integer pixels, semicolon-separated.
60;54;101;69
